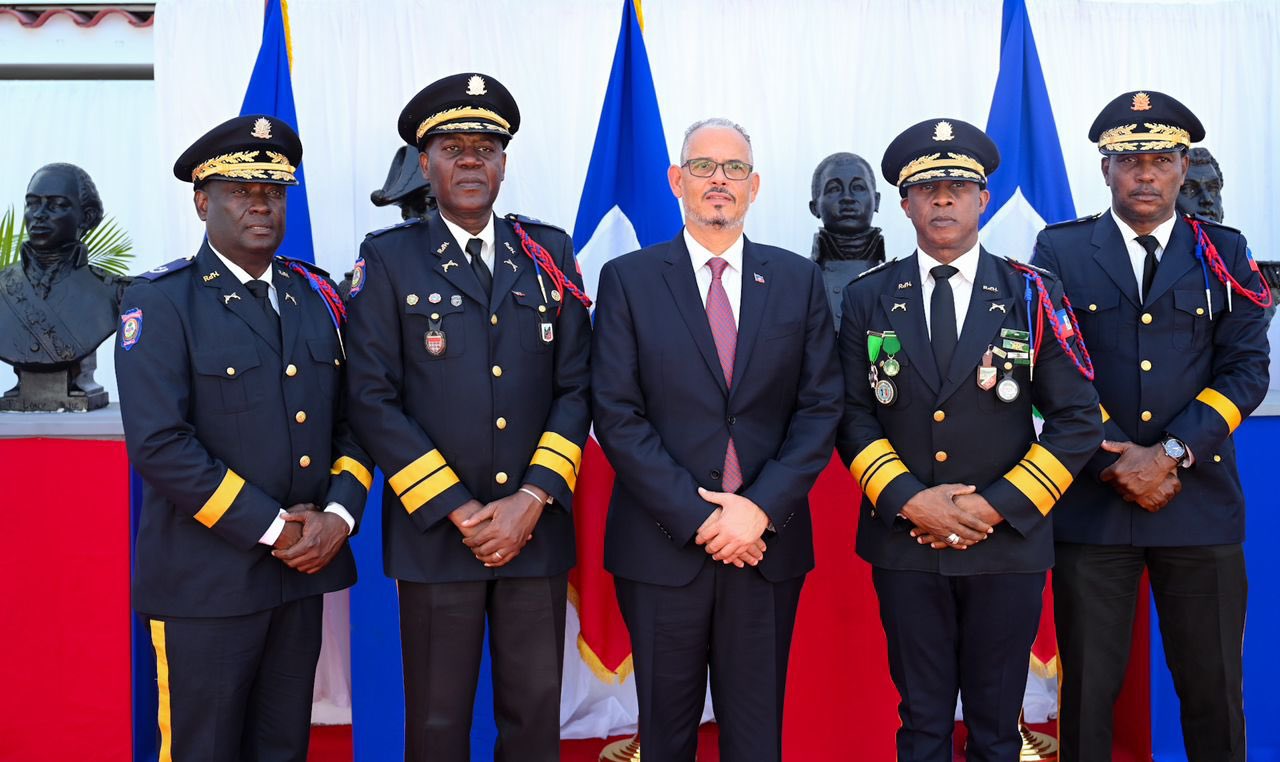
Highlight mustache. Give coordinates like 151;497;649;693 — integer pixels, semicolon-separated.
703;187;736;202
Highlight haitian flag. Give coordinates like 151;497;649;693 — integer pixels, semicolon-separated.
239;0;315;264
562;0;681;736
978;0;1074;722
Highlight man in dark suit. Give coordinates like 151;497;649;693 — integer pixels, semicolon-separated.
117;115;373;762
1032;91;1269;762
591;117;842;761
343;73;591;762
838;119;1102;761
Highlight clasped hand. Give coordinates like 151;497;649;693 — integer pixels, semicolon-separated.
1099;440;1181;512
906;485;1002;550
453;485;547;568
272;503;350;574
695;487;769;568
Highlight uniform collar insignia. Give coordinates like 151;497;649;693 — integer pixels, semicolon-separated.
222;292;241;305
892;302;907;311
982;284;998;293
897;281;912;290
202;271;221;282
442;259;459;272
989;302;1007;313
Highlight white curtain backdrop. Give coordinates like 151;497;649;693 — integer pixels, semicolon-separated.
4;0;1276;736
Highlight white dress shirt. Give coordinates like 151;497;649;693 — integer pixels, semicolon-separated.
685;228;744;328
441;213;497;275
917;242;981;339
1111;209;1176;299
208;245;356;545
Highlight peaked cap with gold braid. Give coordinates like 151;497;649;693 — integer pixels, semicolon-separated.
398;72;521;149
173;114;302;187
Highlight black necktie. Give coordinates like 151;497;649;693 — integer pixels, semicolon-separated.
244;279;280;338
930;264;959;374
1137;235;1159;302
467;238;491;297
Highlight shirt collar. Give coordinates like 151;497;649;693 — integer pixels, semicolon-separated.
684;227;745;274
917;240;981;285
1111;208;1178;252
441;213;496;254
209;242;273;289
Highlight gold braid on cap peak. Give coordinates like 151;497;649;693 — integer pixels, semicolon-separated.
1098;122;1191;152
898;152;986;186
416;106;512;141
193;150;297;183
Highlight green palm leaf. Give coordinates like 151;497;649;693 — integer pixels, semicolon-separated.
0;205;134;276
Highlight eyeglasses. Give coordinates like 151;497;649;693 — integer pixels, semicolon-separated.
682;158;753;181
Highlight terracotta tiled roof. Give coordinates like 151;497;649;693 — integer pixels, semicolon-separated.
0;7;153;27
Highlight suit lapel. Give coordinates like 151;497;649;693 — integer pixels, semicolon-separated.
490;218;525;313
196;242;281;353
729;239;768;397
937;249;1014;404
1145;216;1195;306
881;254;940;394
274;259;302;360
662;234;728;395
425;211;488;307
1092;211;1141;308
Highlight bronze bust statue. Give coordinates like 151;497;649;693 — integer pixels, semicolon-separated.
0;163;126;411
809;152;884;329
340;146;437;300
1177;146;1223;222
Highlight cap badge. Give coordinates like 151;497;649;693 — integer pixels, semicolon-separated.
932;121;955;141
1131;92;1152;111
466;75;487;96
251;118;273;139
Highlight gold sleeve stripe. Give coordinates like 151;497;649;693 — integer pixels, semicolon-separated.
862;457;910;505
149;620;173;762
532;448;579;492
537;431;583;474
849;439;895;482
389;450;447;495
194;470;245;529
330;456;373;491
1100;404;1111;423
1196;387;1243;433
1002;445;1072;516
400;466;460;515
1026;444;1072;493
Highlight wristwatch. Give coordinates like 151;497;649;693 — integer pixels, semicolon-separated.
1160;436;1190;468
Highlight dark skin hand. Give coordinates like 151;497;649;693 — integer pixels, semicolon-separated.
270;502;316;550
273;506;350;574
912;493;1004;549
460;485;549;568
1100;440;1182;511
899;483;992;547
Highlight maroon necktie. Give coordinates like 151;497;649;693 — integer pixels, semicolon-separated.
706;257;742;492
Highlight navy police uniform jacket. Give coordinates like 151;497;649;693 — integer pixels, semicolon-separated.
1032;211;1269;546
344;210;591;583
591;234;842;587
118;243;373;618
837;249;1103;574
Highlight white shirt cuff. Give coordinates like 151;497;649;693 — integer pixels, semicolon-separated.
258;510;288;546
325;503;356;535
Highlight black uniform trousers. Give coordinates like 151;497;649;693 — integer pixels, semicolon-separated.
872;568;1044;762
397;573;568;762
146;596;323;762
614;558;806;762
1054;542;1247;762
